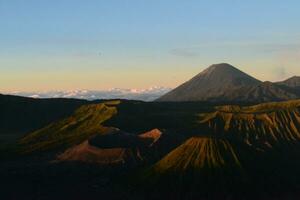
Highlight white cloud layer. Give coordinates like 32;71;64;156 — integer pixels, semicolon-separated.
6;87;171;102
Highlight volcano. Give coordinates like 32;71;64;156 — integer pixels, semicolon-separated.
157;63;300;102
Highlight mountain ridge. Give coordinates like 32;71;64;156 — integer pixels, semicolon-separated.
5;97;300;199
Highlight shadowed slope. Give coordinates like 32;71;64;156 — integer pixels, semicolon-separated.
56;129;165;165
19;102;119;153
0;94;87;142
241;81;298;102
57;140;141;165
138;137;246;200
5;99;300;199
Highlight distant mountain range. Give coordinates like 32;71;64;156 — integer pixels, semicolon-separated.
157;63;300;102
5;86;171;101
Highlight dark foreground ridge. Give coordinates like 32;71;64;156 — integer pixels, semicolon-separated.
2;94;300;199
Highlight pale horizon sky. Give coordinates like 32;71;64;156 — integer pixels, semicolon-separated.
1;0;300;92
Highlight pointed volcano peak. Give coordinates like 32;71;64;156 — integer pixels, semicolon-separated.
197;63;259;82
186;63;261;90
156;63;262;102
201;63;240;72
204;63;236;71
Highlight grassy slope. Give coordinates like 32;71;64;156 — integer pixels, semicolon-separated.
0;94;88;143
18;99;300;154
199;99;300;148
19;101;119;153
136;137;249;200
153;137;241;172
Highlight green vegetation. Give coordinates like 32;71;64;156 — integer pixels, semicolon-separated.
0;94;87;142
199;99;300;148
216;99;300;113
18;99;300;154
20;102;119;153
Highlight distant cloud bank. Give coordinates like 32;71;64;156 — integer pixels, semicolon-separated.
6;87;171;102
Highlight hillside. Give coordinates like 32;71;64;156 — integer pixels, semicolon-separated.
139;137;249;200
18;99;300;154
0;94;87;143
277;76;300;88
198;100;300;149
136;101;300;199
16;100;206;156
56;140;142;165
3;99;300;199
153;137;241;172
138;129;162;146
56;129;163;165
19;101;119;153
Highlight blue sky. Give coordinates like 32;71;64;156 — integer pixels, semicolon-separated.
1;0;300;91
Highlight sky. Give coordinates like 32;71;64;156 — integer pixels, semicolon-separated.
1;0;300;92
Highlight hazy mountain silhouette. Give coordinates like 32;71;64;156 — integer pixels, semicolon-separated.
277;76;300;87
157;63;300;102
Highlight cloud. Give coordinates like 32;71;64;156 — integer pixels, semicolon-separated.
170;48;198;57
258;44;300;54
171;42;300;53
7;87;172;101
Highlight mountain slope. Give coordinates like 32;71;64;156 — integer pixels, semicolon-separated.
277;76;300;88
157;63;300;102
138;128;162;146
239;81;298;102
153;137;241;172
157;63;261;102
5;98;300;199
19;101;119;153
56;140;142;165
199;100;300;149
0;94;87;142
139;137;247;199
56;129;163;165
